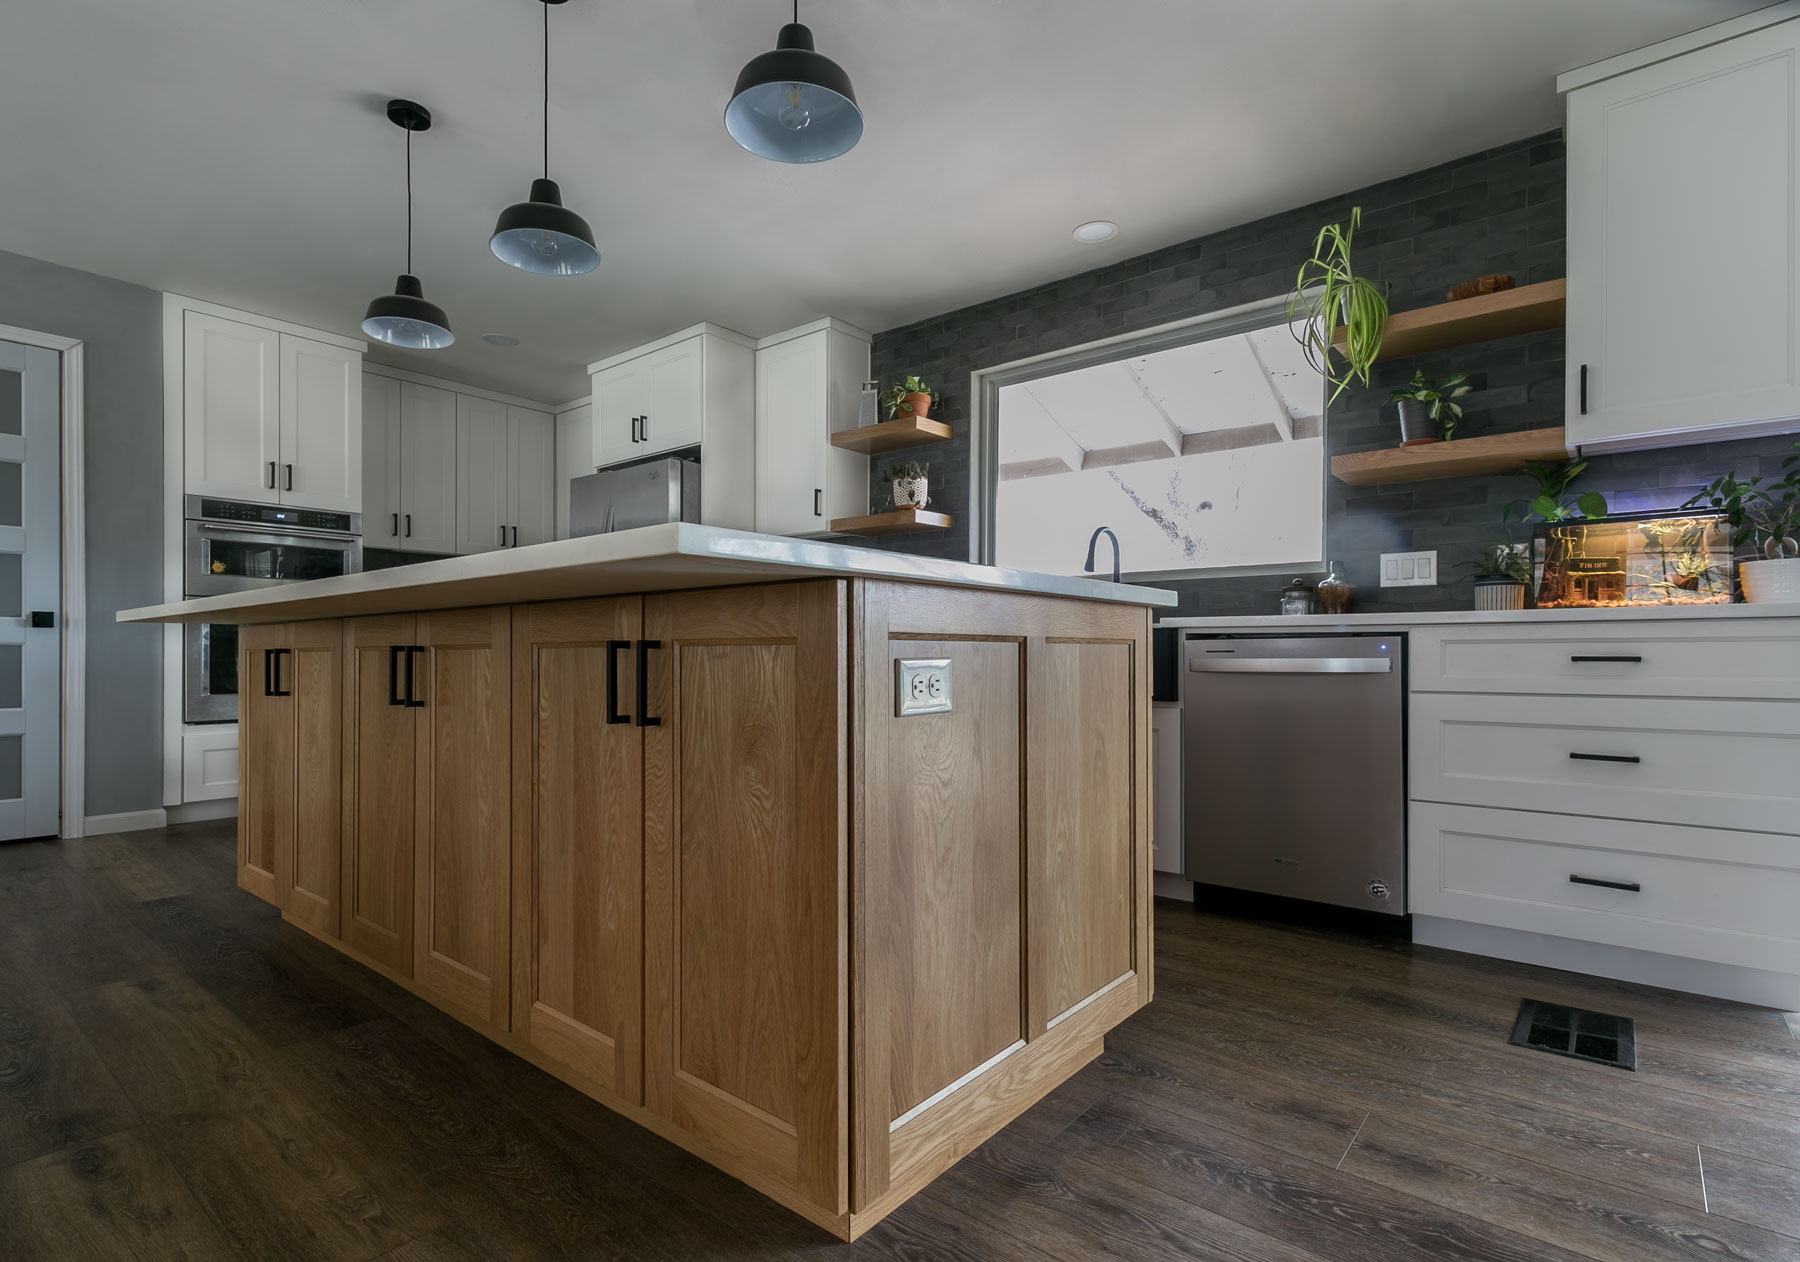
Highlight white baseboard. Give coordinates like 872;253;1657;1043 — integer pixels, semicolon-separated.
1412;915;1800;1012
82;807;168;835
167;798;237;825
1154;872;1195;902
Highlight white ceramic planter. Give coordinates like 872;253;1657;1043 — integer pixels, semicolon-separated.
894;477;929;509
1472;578;1527;611
1739;557;1800;603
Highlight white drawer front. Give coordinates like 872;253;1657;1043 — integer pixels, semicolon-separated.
1409;620;1800;699
1411;802;1800;975
1411;692;1800;833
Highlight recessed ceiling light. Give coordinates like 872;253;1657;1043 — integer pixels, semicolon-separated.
481;333;520;347
1072;220;1119;243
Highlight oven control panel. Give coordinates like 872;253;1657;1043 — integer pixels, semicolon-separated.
190;497;357;534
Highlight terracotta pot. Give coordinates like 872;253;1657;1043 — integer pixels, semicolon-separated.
900;392;932;421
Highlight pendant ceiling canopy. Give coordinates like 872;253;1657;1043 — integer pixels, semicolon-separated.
362;99;454;350
725;3;863;164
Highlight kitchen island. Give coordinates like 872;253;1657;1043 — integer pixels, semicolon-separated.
120;524;1176;1239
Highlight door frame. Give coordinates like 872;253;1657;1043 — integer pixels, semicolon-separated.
0;321;87;839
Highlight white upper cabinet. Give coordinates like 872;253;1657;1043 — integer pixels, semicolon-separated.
586;323;756;529
182;307;363;510
754;319;871;537
399;382;459;555
279;335;361;513
184;312;280;502
362;374;402;546
507;406;555;547
456;395;511;554
1565;15;1800;452
554;403;593;539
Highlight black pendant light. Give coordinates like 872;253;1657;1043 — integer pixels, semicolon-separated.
363;100;454;349
490;0;599;275
725;0;862;164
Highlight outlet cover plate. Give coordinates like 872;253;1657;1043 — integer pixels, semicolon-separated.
1380;550;1439;587
896;658;952;716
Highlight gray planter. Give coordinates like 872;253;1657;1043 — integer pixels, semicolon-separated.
1396;399;1439;446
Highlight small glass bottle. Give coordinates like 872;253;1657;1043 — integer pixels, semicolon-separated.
1317;559;1354;615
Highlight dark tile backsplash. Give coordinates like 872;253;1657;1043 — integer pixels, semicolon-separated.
859;129;1799;616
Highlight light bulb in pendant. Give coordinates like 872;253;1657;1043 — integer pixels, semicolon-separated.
778;83;812;131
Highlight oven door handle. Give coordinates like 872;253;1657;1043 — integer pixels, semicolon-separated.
190;522;359;544
1188;656;1394;674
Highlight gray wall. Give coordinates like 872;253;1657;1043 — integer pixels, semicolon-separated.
865;131;1800;616
0;248;163;817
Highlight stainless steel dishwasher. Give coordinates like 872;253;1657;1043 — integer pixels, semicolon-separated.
1181;634;1405;915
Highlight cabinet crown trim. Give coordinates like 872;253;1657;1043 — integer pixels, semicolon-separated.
586;322;756;375
755;317;874;350
163;292;366;354
364;363;559;412
1557;3;1800;92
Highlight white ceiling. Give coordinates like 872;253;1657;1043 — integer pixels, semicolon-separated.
0;0;1760;403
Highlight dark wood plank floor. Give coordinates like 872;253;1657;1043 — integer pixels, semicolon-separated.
2;822;1797;1260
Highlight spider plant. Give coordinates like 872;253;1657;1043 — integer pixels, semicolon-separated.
1287;207;1389;404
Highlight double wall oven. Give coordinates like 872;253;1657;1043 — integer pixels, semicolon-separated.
183;496;361;723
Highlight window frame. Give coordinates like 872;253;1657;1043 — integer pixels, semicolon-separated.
969;292;1328;581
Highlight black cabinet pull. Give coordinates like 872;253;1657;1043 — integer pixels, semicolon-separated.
1569;751;1640;764
499;524;507;548
403;646;425;707
635;639;661;727
284;464;294;491
606;640;632;724
387;645;405;706
404;513;412;538
640;415;648;443
814;488;823;517
1579;364;1588;415
391;512;399;538
1570;655;1641;663
1570;874;1640;893
512;525;518;548
265;647;291;697
267;461;276;489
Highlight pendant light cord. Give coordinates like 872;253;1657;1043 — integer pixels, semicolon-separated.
543;0;550;180
404;124;414;275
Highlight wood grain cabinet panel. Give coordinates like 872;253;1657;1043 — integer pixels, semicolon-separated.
237;625;291;906
511;598;644;1102
413;606;513;1030
340;615;417;975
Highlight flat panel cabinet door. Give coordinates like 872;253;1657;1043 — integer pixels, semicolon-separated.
639;337;704;456
1566;22;1800;449
507;407;555;547
643;581;847;1216
281;620;342;937
278;335;362;512
456;395;510;554
400;383;458;555
591;360;642;468
237;624;291;905
511;598;644;1102
754;333;828;536
184;312;281;504
341;615;416;975
414;606;513;1031
362;375;403;547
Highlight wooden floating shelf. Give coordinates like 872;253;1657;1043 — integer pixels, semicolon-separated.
1334;277;1566;363
830;509;954;536
1330;426;1569;486
829;417;953;454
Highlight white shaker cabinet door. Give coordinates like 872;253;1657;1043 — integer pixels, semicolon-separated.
554;404;593;539
400;382;458;555
591;359;643;469
754;330;829;536
1566;20;1800;450
507;406;555;547
637;336;704;457
456;394;510;554
184;312;281;504
362;374;403;546
278;335;361;513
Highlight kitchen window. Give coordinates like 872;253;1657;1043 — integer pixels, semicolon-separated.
974;296;1326;579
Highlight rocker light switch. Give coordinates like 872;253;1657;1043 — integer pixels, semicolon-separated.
896;658;952;716
1380;550;1438;587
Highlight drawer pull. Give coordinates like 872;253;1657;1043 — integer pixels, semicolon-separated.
1569;752;1640;764
1570;874;1640;893
1569;655;1642;663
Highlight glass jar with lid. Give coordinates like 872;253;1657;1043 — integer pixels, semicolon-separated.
1278;578;1317;616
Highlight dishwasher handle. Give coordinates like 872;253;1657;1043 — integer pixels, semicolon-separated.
1189;656;1393;674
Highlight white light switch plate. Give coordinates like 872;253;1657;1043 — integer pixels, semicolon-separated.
895;658;952;716
1380;550;1438;587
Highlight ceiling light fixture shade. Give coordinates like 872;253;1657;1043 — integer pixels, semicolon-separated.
362;100;453;349
1072;220;1119;243
491;0;599;275
725;5;862;164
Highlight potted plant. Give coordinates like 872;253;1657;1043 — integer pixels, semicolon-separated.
882;460;930;510
1461;540;1533;611
1502;458;1610;524
880;376;936;423
1287;206;1389;404
1684;444;1800;602
1386;369;1471;445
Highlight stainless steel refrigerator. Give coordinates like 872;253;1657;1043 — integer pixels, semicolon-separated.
569;458;702;535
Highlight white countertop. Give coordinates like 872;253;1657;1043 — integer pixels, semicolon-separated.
1157;601;1800;632
120;523;1178;625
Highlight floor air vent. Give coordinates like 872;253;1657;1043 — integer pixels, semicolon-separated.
1508;999;1636;1071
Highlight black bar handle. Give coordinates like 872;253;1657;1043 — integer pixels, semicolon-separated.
1570;874;1640;893
640;414;648;443
814;488;823;517
1569;751;1640;764
499;524;506;548
267;461;276;489
403;646;425;707
1570;654;1641;663
1578;364;1588;415
284;464;294;492
392;512;399;538
512;525;518;548
388;645;404;706
405;513;412;538
606;640;632;724
268;647;291;697
635;639;661;727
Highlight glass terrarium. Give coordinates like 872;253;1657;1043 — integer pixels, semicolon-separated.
1532;510;1734;608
